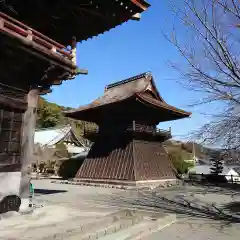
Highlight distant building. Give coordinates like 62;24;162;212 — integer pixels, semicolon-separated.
34;125;89;156
189;165;240;182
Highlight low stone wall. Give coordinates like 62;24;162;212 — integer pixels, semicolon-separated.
51;178;182;190
135;179;179;189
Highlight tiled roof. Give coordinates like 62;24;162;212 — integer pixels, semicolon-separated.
34;125;87;152
34;125;72;146
65;72;191;118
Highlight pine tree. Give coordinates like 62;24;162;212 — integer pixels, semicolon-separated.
210;152;223;175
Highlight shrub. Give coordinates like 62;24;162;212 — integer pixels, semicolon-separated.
45;168;55;174
210;154;224;175
169;151;194;174
58;159;84;179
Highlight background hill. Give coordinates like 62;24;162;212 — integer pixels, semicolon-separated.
37;97;96;137
163;140;216;161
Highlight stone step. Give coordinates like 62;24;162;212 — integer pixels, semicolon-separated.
97;214;176;240
32;209;144;240
65;210;164;240
0;209;136;240
72;215;144;240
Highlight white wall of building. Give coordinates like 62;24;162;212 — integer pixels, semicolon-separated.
189;165;240;182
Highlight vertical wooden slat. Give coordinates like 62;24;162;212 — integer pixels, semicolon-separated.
115;146;123;179
75;131;176;183
109;140;120;179
101;140;110;179
118;140;128;179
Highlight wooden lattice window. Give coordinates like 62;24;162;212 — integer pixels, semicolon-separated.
0;109;23;166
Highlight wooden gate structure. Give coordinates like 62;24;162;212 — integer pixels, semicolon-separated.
0;1;150;213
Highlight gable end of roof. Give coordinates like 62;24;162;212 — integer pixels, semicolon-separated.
105;72;150;91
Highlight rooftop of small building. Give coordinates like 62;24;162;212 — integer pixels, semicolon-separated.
65;72;191;122
34;125;88;153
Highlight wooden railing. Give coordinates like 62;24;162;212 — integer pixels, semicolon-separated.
83;124;171;137
0;12;73;62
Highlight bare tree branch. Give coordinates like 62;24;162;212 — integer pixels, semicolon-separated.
167;0;240;150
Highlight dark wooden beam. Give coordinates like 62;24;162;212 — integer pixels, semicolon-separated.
0;93;27;111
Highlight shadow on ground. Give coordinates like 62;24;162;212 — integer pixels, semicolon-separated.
88;184;240;227
34;189;67;195
223;202;240;214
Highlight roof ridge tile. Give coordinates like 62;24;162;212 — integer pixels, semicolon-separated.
105;72;151;90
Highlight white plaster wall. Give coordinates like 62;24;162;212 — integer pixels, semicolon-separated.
225;169;240;181
0;172;21;200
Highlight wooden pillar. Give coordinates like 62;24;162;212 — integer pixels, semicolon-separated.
19;89;39;211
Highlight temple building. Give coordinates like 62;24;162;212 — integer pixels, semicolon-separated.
34;124;89;155
65;72;191;187
0;1;150;213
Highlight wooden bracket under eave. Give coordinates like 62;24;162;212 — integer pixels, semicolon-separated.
77;68;88;75
51;79;63;85
68;68;88;79
39;87;52;95
131;13;141;21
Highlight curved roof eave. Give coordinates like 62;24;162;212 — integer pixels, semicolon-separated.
136;93;191;117
2;0;150;45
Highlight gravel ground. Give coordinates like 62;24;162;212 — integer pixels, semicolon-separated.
146;218;240;240
0;180;240;239
0;180;124;239
74;182;240;239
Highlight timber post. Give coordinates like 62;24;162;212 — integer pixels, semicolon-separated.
19;89;39;212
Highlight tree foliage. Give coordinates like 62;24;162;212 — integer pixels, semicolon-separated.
167;0;240;150
168;151;194;174
58;159;84;179
37;97;63;128
36;97;96;144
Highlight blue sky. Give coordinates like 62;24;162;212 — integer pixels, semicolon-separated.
46;0;212;140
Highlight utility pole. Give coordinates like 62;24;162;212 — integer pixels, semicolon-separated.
192;142;196;164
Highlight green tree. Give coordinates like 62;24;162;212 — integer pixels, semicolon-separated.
169;151;193;174
210;153;223;175
37;97;63;128
36;97;96;145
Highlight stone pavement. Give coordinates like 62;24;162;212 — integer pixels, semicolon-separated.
0;180;176;239
145;184;240;240
0;180;239;239
146;218;240;240
78;183;240;239
0;180;123;239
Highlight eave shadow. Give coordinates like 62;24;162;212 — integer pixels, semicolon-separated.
34;189;67;195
